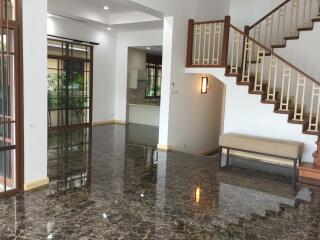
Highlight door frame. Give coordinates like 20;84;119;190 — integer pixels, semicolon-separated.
0;0;24;197
47;37;94;131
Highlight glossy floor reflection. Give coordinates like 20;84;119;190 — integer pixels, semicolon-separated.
0;124;320;239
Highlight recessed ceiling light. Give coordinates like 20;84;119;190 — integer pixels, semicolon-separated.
146;47;151;50
104;6;109;10
107;27;112;31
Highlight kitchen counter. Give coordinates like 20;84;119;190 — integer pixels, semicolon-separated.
127;103;160;126
127;103;160;108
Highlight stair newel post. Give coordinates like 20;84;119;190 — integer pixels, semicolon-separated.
221;16;231;68
186;19;195;67
241;25;250;74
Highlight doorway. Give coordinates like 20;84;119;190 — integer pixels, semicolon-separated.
126;46;163;147
47;37;93;184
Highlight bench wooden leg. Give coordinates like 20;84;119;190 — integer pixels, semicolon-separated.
226;148;230;167
219;147;222;168
293;159;298;190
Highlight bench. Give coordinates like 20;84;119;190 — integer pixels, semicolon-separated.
219;133;304;185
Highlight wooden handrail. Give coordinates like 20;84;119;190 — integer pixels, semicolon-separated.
230;24;320;86
250;0;291;30
193;20;224;25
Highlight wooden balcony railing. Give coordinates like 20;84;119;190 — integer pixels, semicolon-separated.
186;16;320;134
249;0;320;49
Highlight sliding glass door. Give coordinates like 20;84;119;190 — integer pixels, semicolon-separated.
0;0;23;196
47;39;93;130
47;38;93;188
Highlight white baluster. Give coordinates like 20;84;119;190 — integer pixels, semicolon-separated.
254;46;265;91
302;0;312;27
202;23;211;65
230;30;240;74
242;38;252;83
265;15;273;48
308;84;320;132
279;65;292;111
293;74;306;121
193;24;202;65
289;0;299;36
277;6;286;44
267;55;278;101
253;24;261;60
212;23;222;65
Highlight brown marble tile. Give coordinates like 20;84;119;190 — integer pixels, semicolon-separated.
0;124;319;240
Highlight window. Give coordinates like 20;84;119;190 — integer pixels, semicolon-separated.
145;54;162;99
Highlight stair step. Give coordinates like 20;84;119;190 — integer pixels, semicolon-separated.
312;18;320;23
287;119;306;125
302;129;320;136
284;35;299;40
237;80;251;86
250;90;265;95
297;26;313;31
261;99;278;104
272;43;286;48
299;163;320;183
274;109;291;114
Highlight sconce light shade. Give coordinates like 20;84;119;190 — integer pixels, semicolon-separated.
201;77;208;94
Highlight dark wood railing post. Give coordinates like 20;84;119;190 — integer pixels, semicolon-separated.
221;16;231;67
241;25;250;70
186;19;194;67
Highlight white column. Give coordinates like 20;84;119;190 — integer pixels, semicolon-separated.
23;0;49;188
158;17;174;150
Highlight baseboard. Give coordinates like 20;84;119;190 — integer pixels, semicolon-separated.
201;147;220;156
93;120;127;126
24;177;49;191
157;144;172;151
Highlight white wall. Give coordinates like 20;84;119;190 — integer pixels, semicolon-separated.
115;29;163;121
229;0;283;28
186;68;317;163
128;48;146;71
129;0;230;153
275;22;320;80
172;74;224;154
23;0;48;184
47;17;117;123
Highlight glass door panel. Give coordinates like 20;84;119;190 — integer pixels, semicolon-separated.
0;27;18;194
47;39;92;130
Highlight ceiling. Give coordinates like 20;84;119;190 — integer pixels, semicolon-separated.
77;0;136;14
47;0;163;32
132;46;163;55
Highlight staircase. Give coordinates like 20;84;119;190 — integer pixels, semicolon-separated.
186;0;320;185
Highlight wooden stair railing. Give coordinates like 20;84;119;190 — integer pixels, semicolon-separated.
249;0;320;50
186;16;320;185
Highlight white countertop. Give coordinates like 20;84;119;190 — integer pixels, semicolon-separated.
127;103;160;108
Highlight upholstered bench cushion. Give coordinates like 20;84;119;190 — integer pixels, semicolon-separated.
219;133;303;159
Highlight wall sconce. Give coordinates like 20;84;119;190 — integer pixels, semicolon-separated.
201;77;208;94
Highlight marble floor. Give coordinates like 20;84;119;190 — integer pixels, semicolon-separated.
0;124;320;239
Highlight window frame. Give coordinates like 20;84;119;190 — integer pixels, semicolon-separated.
145;53;162;99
